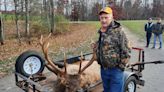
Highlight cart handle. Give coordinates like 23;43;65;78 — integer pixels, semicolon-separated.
132;47;143;51
130;60;164;66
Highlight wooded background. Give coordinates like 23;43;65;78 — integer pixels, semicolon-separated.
0;0;164;45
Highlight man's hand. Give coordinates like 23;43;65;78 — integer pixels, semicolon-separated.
121;58;130;64
90;42;98;51
128;41;132;49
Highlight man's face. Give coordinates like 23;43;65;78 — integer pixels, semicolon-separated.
99;13;113;28
157;18;161;23
148;19;152;23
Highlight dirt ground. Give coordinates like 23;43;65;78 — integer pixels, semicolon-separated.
0;23;97;78
0;23;96;60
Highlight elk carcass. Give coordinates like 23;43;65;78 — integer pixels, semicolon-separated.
39;34;100;92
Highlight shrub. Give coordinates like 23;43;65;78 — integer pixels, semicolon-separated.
54;15;70;34
30;20;48;37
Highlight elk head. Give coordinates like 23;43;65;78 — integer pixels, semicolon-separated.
39;34;97;92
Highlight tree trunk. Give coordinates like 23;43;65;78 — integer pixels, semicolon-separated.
14;0;21;45
42;0;45;20
120;0;125;7
21;0;24;20
25;0;31;44
0;13;4;45
4;0;7;20
47;1;51;33
42;0;50;32
50;0;55;33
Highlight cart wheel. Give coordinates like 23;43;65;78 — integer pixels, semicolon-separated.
124;76;137;92
15;50;45;77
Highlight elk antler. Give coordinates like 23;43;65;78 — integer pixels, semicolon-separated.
78;52;83;73
78;50;97;74
40;34;64;76
64;52;67;74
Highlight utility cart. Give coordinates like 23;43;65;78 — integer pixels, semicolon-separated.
15;47;164;92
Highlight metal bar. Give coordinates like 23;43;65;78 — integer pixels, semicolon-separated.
54;53;93;68
138;50;141;71
56;52;93;63
15;73;18;84
142;51;145;63
132;47;143;51
85;80;102;91
138;50;141;62
132;60;164;66
25;82;29;92
15;72;49;92
33;85;36;92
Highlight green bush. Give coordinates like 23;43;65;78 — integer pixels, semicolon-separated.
30;15;70;35
30;20;48;36
54;15;70;34
54;15;69;23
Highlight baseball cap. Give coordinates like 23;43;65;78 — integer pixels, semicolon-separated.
99;7;113;15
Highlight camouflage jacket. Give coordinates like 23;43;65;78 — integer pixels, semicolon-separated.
96;21;131;70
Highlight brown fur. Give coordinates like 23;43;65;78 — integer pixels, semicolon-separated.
40;61;100;92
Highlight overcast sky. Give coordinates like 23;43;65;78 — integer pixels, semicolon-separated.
0;0;14;11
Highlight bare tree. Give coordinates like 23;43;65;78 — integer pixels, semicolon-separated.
141;5;152;19
14;0;21;45
25;0;31;44
20;0;24;20
4;0;7;19
0;12;4;45
50;0;55;33
71;1;79;21
124;0;132;19
131;0;142;19
78;0;87;21
120;0;125;8
56;0;64;15
42;0;51;33
90;2;102;21
152;0;164;18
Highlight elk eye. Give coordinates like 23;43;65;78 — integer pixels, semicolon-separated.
66;82;69;86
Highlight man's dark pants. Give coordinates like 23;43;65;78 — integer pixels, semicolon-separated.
146;32;152;47
101;67;124;92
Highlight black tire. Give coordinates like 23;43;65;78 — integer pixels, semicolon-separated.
15;50;45;77
124;76;137;92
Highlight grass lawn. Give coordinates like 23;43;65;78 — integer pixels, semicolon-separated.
81;20;147;39
119;20;147;38
83;20;147;39
69;20;164;40
120;20;164;41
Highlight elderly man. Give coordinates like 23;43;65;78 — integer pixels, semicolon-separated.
93;7;131;92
